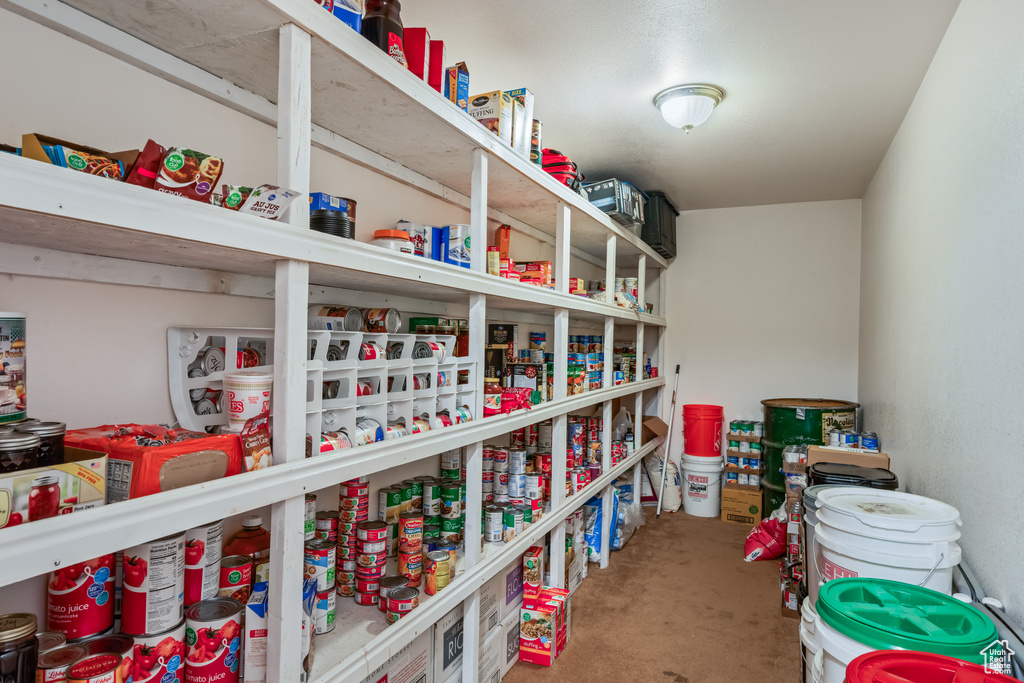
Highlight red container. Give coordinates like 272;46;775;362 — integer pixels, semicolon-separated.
427;40;446;93
184;598;242;683
845;650;1019;683
47;554;116;640
682;404;724;457
403;27;430;80
80;635;134;683
184;521;223;607
132;621;186;683
121;533;185;636
65;653;121;683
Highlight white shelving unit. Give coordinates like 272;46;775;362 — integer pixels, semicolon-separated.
0;1;671;682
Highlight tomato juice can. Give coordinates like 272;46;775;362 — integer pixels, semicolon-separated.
47;554;116;641
121;533;185;638
303;540;336;592
184;598;242;682
184;522;223;608
510;429;525;448
314;511;339;542
397;512;423;554
37;644;89;682
65;653;122;683
217;556;251;603
132;621;186;683
304;494;317;541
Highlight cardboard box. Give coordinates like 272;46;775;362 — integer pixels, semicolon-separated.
21;133;138;181
721;485;763;526
485;345;508;380
427;40;446;93
243;583;269;683
479;571;502;641
518;600;556;667
488;324;518;351
504;88;535;157
360;628;431;683
499;607;521;678
433;604;464;683
807;445;890;470
510;99;526;155
479;626;502;683
494;224;511;260
499;555;525;620
642;416;669;444
331;3;361;32
445;62;470;110
0;453;106;530
468;91;514;146
523;546;545;600
403;27;430;80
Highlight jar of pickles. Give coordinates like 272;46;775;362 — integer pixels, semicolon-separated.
13;422;65;467
0;433;40;473
0;613;38;683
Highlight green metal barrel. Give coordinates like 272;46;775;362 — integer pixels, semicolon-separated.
761;398;860;490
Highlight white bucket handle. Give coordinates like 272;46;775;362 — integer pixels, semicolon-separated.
813;523;947;591
916;552;945;587
812;649;824;683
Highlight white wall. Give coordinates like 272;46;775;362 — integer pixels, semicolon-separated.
859;0;1024;622
663;200;862;460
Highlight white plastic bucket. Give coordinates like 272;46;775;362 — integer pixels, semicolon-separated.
810;489;961;605
807;607;873;683
801;485;837;609
799;599;821;683
682;454;723;517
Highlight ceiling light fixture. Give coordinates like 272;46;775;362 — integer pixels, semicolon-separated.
654;84;724;133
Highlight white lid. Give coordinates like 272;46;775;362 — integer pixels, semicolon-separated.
224;370;274;382
816;488;961;537
242;514;263;527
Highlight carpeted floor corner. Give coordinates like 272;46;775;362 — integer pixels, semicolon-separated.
504;510;800;683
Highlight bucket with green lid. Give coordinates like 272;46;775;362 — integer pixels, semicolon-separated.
809;577;1000;683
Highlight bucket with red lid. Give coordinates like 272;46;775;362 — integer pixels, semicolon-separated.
846;650;1018;682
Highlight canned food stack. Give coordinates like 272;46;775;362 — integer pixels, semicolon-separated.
781;445;809;494
724;420;765;489
827;427;881;452
335;478;372;608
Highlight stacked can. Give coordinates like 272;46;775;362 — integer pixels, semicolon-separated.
537;420;553;449
305;537;336;633
482;446;494;504
525;424;538;455
377;576;409;616
385;586;420;625
440;448;461;480
439;479;462;571
510;428;525;448
378;485;402;556
338;478;370;604
304;493;317;541
396;510;423;590
492;446;509;504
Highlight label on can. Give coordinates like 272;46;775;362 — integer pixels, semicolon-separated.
314;590;336;634
65;653;121;683
398;552;422;587
184;522;223;608
398;513;423;553
184;600;242;683
304;540;336;592
218;556;251;603
304;494;317;541
484;508;503;542
121;534;186;636
46;555;116;641
133;620;186;683
439;485;461;518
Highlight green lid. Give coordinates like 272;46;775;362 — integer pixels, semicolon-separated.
817;578;999;664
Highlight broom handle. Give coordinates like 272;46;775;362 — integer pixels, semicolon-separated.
656;365;681;518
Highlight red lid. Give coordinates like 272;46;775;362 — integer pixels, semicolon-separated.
373;230;410;240
846;650;1019;683
487;246;499;251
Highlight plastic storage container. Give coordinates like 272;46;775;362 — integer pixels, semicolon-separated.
844;650;1019;683
808;463;898;489
640;191;679;259
372;230;413;254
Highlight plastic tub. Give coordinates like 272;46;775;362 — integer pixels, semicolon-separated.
681;454;723;517
372;229;413;254
808;463;898;489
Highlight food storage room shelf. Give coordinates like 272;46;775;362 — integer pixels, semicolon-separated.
0;155;667;326
1;0;666;268
309;437;662;683
0;378;663;587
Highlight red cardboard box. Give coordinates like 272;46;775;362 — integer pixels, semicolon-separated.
404;27;430;80
519;599;556;666
523;546;544;600
427;40;446;93
64;424;245;501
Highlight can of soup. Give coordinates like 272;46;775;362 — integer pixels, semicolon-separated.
363;308;402;334
315;511;339;542
37;644;90;682
398;552;421;587
377;576;409;614
65;653;122;683
386;587;419;614
304;540;336;592
307;305;363;332
121;533;185;636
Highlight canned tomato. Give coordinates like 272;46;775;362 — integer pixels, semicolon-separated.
353;590;378;607
377;577;409;614
46;554;115;640
439;484;460;518
398;512;423;553
184;598;242;683
304;540;336;592
314;511;339;542
355;521;388;543
363;308;401;334
217;556;251;603
397;552;421;587
423;552;449;596
37;644;89;682
353;418;383;446
386;587;419;614
354;577;379;594
121;533;185;637
183;521;223;608
335;583;355;598
65;653;122;683
509;429;524;448
491;449;509;472
314;591;335;634
132;620;186;683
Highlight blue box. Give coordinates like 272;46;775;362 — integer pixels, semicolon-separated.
331;4;361;32
309;192;347;214
431;226;448;261
445;62;470;111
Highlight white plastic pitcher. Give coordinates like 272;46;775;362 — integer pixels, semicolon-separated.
682;454;723;517
810;488;962;603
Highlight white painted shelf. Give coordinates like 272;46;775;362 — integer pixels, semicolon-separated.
310;437;662;683
0;155;665;327
1;0;666;269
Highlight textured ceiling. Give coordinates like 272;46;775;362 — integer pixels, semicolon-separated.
402;0;960;211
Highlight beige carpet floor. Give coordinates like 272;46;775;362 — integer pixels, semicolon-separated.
504;509;800;683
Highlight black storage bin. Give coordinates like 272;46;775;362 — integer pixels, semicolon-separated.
808;462;899;489
640;191;679;259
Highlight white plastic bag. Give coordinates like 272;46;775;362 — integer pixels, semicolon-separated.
644;451;682;513
613;492;646;550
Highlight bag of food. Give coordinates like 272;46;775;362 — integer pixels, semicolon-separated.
743;503;788;562
154;147;224;202
126;139;167;188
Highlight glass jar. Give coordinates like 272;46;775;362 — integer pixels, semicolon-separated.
361;0;407;67
223;515;271;585
0;433;40;473
29;475;61;521
13;422;65;467
371;229;413;254
0;613;38;683
484;378;502;417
